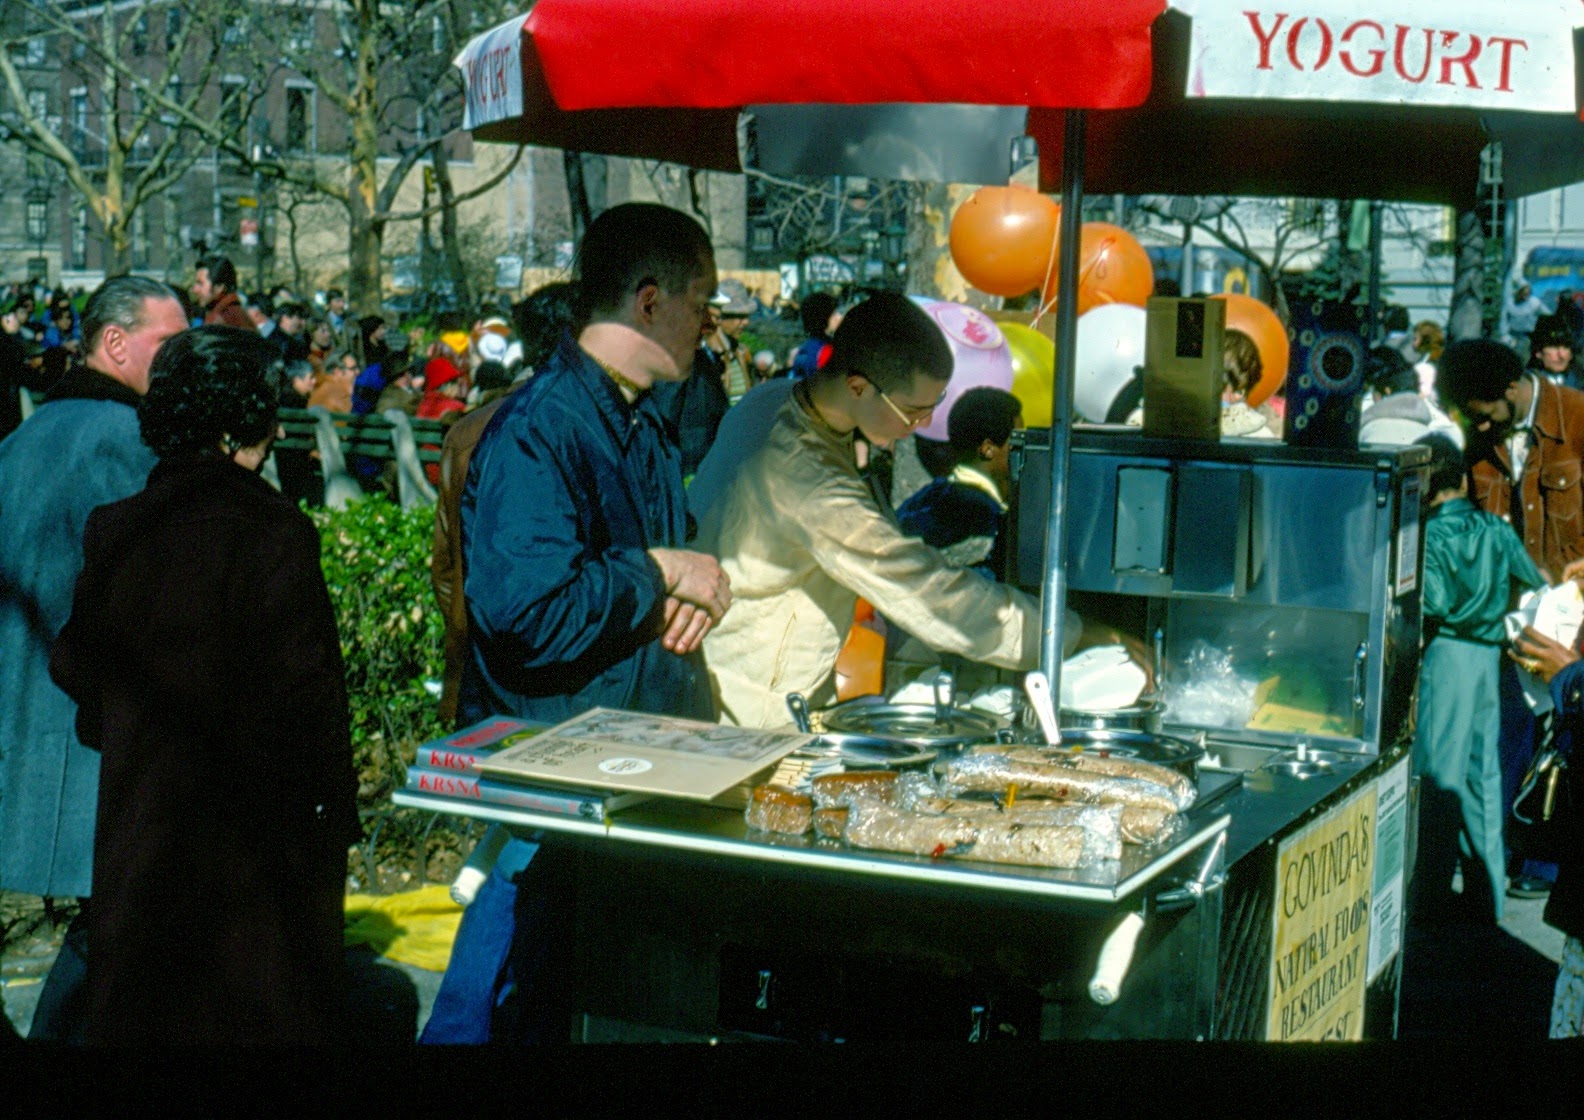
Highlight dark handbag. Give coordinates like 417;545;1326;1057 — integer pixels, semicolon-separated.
1511;742;1572;865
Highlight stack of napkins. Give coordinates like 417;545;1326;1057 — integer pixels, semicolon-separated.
1060;645;1147;711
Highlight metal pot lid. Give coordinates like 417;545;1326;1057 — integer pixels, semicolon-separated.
819;699;1007;749
1037;727;1205;772
1059;696;1164;719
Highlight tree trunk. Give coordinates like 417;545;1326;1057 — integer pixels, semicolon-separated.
101;221;132;278
431;145;475;315
347;190;384;318
564;151;593;245
1448;208;1486;342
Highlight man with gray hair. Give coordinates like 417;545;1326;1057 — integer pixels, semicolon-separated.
0;275;187;1040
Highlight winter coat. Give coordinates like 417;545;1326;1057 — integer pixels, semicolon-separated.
458;335;712;725
1544;661;1584;942
1469;373;1584;578
0;368;156;898
49;453;359;1044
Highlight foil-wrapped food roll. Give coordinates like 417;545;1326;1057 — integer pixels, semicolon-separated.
973;746;1197;812
940;752;1181;815
842;797;1122;868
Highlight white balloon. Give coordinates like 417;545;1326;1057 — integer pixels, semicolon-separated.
1073;304;1148;423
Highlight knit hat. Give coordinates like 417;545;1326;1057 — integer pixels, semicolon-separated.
424;356;464;390
1533;314;1574;352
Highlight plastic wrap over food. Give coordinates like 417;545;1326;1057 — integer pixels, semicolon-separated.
909;796;1121;845
842;798;1121;868
907;796;1178;847
810;770;899;810
1161;640;1260;728
994;748;1196;811
939;752;1181;814
892;769;943;809
813;806;848;840
744;784;813;835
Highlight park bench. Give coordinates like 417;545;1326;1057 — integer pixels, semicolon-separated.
266;406;446;510
14;388;446;509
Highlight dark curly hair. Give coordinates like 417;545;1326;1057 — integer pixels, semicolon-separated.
512;280;580;370
140;326;284;459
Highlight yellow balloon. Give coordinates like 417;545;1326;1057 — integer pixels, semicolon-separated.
1000;321;1055;427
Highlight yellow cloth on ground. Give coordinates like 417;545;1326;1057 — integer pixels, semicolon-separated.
343;885;464;972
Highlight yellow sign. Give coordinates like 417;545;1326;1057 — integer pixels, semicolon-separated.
1266;783;1377;1041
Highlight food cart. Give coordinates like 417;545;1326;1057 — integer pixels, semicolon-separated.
401;0;1583;1041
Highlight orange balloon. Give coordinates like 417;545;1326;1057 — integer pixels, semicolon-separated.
948;186;1060;298
1213;294;1289;407
1041;222;1154;318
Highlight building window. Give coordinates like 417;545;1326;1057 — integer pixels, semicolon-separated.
26;200;47;244
71;207;89;270
130;13;149;55
220;77;246;141
284;84;315;154
1288;198;1326;236
222;14;247;46
69;87;88;155
288;10;316;53
130;90;151;159
132;206;151;268
26;88;47;124
166;9;183;52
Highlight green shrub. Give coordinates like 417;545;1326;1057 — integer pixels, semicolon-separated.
310;497;446;801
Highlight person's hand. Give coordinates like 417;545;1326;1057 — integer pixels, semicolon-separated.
1509;624;1580;684
660;597;713;654
1561;558;1584;585
648;548;732;622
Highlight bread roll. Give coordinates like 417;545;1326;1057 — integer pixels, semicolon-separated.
744;784;813;835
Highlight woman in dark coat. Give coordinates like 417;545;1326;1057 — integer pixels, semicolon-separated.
50;326;360;1045
1509;622;1584;1037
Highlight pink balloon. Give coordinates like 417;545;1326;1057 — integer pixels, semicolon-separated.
914;300;1014;442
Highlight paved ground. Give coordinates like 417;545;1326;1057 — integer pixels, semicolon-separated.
2;886;1565;1043
2;903;448;1043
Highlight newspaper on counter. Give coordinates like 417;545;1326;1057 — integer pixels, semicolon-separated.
477;707;812;801
1505;581;1584;715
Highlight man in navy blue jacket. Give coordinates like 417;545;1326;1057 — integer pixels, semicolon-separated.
423;203;731;1043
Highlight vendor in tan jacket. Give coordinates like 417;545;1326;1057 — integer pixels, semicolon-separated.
698;292;1112;728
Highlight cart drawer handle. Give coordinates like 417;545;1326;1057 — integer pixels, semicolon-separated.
1088;912;1145;1005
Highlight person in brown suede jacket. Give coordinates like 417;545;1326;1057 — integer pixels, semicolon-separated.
430;281;578;725
1439;338;1584;581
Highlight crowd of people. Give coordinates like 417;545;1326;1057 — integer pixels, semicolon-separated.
1;208;1581;1044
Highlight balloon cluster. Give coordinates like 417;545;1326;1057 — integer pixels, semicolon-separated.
942;185;1156;425
920;185;1288;429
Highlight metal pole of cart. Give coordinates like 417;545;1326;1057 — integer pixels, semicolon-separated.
1039;108;1086;699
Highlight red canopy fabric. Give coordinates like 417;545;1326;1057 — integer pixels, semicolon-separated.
525;0;1164;111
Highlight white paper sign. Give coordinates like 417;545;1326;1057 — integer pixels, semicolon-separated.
457;15;528;130
1367;759;1411;984
1178;1;1580;113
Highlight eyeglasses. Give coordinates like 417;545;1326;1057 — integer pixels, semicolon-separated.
858;374;944;429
